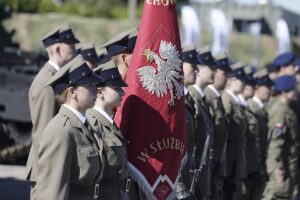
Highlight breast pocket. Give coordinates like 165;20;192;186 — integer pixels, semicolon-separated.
103;136;124;166
77;145;101;182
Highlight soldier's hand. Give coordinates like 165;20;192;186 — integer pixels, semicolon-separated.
176;189;197;200
275;168;285;184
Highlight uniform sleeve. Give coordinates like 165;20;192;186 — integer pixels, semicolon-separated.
30;86;56;142
36;125;74;200
286;114;299;178
267;112;285;172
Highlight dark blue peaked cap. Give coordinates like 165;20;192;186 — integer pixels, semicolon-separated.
47;55;102;95
182;44;201;65
97;47;111;65
127;27;138;51
243;65;257;86
274;75;296;92
254;69;273;87
295;58;300;67
272;52;295;68
41;23;80;48
100;27;138;58
228;62;246;81
93;59;128;87
197;46;218;69
266;63;279;73
216;53;232;73
78;42;101;64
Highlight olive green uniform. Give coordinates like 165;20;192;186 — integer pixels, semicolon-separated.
34;105;104;200
242;104;261;200
86;107;130;200
189;85;214;200
26;62;59;188
248;97;269;200
263;100;299;200
221;90;247;200
205;85;228;200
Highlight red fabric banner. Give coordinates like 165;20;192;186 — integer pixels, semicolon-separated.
115;1;187;199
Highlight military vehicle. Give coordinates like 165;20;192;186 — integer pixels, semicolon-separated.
0;4;47;164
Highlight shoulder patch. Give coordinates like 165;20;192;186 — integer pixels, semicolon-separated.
273;123;284;138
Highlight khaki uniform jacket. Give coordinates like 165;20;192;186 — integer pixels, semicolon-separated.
266;101;298;178
188;86;214;197
221;91;247;179
26;62;59;181
176;91;196;193
248;99;268;177
205;86;228;177
34;105;103;200
86;108;129;200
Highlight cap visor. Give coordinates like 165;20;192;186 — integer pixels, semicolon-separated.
98;54;111;64
106;79;128;87
79;72;102;85
73;37;80;43
64;37;80;44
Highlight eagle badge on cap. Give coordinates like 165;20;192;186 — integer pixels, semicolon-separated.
137;40;183;106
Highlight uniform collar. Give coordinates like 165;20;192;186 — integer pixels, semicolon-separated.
48;60;60;71
93;106;114;124
193;84;205;98
207;84;221;97
226;90;240;104
63;104;86;124
253;96;264;109
184;87;188;96
237;94;247;107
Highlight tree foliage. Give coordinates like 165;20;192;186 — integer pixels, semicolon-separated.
2;0;131;18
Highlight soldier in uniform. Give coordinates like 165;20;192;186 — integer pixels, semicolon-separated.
100;27;138;80
34;55;104;200
176;44;198;199
248;68;273;200
221;63;247;200
188;46;216;200
263;75;299;200
205;53;232;200
26;23;79;198
86;59;131;200
78;42;101;69
237;66;262;200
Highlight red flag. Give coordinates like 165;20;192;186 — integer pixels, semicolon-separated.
115;0;187;199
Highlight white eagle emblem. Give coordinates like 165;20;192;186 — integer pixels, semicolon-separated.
137;40;183;106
